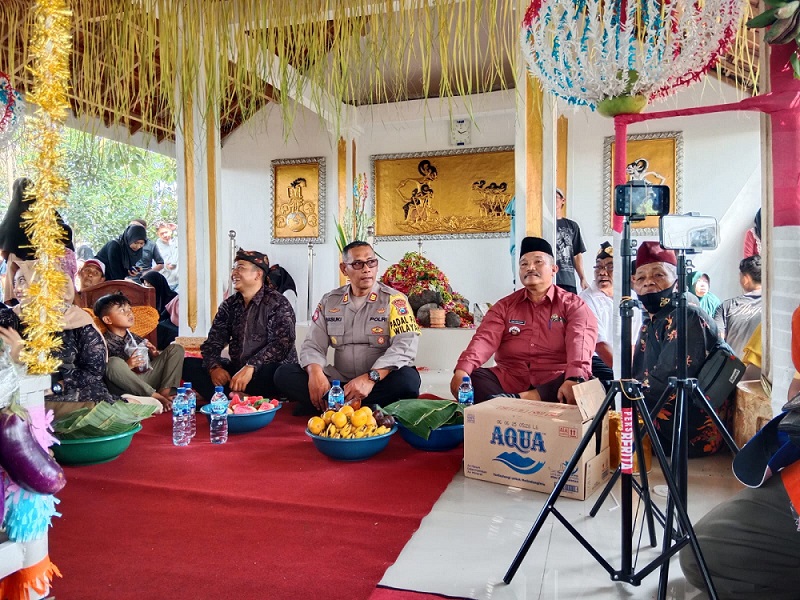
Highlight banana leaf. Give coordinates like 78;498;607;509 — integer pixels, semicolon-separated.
382;399;464;440
53;402;157;439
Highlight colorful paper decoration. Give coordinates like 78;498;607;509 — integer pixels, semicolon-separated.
0;72;25;148
520;0;745;112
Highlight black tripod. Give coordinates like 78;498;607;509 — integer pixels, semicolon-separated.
503;217;733;599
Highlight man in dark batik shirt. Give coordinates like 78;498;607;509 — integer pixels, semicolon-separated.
632;242;726;458
183;249;298;402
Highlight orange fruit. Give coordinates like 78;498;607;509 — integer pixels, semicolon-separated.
340;405;355;417
322;410;336;425
368;415;377;428
331;411;348;429
356;406;372;419
350;411;368;428
307;416;325;435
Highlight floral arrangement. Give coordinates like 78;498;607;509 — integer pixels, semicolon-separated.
335;173;374;253
381;252;473;326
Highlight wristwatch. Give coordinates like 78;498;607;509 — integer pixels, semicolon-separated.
566;376;586;383
368;369;381;382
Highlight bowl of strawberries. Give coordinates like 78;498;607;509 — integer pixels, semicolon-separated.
200;394;281;434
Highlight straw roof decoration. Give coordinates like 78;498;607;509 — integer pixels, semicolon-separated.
0;0;519;141
0;0;761;142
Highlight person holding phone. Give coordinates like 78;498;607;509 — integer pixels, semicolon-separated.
95;223;149;281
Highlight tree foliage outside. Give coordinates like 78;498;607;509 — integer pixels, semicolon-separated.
1;127;177;254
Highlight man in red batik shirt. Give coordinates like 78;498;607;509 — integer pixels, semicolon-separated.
450;236;598;405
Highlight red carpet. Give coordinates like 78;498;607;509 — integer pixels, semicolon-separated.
48;409;463;600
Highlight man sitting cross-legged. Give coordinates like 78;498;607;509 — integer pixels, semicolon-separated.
274;241;421;415
182;249;298;403
451;236;598;405
95;292;184;410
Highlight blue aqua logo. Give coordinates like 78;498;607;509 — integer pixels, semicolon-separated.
493;452;546;474
490;426;546;474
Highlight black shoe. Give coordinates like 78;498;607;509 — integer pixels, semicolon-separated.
292;402;318;417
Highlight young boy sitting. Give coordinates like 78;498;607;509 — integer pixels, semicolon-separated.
95;292;185;410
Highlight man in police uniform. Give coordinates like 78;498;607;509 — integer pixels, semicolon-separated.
275;241;421;415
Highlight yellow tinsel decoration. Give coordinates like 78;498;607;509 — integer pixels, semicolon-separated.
18;0;73;374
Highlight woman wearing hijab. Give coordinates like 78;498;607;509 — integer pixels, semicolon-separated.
141;270;179;349
0;177;76;300
0;261;161;415
689;270;722;318
743;208;762;258
95;223;148;281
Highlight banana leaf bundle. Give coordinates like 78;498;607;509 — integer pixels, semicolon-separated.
382;399;464;440
53;402;157;439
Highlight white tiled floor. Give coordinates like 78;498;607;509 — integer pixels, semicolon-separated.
381;451;743;599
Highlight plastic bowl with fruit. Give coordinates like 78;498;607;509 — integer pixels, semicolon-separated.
200;395;281;434
305;405;397;461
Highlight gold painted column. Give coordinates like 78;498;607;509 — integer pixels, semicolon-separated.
520;74;558;245
175;35;221;335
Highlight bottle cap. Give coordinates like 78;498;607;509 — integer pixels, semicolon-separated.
184;382;192;388
332;380;341;386
177;387;185;393
462;376;470;382
214;386;224;392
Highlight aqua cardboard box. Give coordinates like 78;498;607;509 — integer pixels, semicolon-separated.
463;379;610;500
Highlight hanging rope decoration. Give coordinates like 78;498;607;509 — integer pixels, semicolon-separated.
18;0;73;374
0;72;25;148
520;0;746;116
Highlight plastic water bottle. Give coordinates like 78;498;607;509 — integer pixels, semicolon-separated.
209;386;229;445
183;382;197;438
458;376;474;407
172;388;190;446
328;380;344;410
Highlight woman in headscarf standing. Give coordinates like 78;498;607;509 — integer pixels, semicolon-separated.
0;177;76;300
689;270;722;319
95;223;148;281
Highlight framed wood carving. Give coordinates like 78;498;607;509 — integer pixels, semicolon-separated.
602;131;683;235
270;157;326;244
371;146;515;240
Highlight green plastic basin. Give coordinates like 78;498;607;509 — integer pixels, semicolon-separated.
53;424;142;466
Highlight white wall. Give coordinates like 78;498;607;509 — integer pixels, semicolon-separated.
218;78;761;322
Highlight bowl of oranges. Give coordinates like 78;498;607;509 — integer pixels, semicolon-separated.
305;404;397;461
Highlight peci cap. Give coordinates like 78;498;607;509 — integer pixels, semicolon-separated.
520;236;554;258
635;241;676;270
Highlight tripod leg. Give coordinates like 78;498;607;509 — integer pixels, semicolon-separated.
590;465;621;517
503;387;617;583
645;385;718;600
691;382;739;454
631;404;658;548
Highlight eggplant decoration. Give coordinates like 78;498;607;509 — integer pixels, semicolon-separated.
0;409;65;495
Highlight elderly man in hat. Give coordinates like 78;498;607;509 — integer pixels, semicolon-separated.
631;241;724;457
275;240;421;415
77;258;106;291
450;236;597;405
185;249;298;402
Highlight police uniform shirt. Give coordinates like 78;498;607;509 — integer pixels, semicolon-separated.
299;281;420;382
